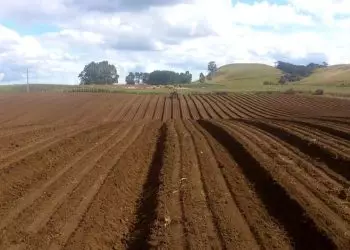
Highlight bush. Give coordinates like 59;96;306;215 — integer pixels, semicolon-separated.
215;91;228;95
313;89;324;95
263;81;278;85
284;88;296;94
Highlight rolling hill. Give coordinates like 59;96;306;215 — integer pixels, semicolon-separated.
300;64;350;86
195;63;350;94
208;63;350;87
208;63;282;86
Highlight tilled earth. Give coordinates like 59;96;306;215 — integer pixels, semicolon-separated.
0;93;350;249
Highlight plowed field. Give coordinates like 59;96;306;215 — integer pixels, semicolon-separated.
0;93;350;250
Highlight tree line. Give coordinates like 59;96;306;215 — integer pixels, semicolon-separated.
276;61;328;83
78;61;119;85
198;61;218;83
78;60;219;85
125;70;192;85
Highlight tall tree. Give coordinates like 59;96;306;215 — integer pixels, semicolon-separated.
185;71;192;83
142;73;150;84
207;61;217;80
125;72;135;85
199;72;205;83
138;72;143;83
78;61;119;85
135;72;140;84
147;70;193;85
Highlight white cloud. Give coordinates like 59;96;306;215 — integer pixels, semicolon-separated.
231;1;314;27
1;0;350;84
289;0;350;24
0;73;4;81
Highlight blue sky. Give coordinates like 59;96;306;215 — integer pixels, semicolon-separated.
0;20;59;35
1;0;350;84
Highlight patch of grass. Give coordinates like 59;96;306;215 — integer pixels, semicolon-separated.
2;63;350;98
313;89;324;95
187;63;350;97
0;84;75;93
301;64;350;85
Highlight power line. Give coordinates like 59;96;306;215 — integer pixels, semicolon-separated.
26;68;30;93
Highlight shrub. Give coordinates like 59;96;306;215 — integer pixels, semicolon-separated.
284;88;296;94
263;81;278;85
313;89;324;95
216;91;228;95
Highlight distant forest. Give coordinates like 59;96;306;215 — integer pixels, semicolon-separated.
125;70;192;85
78;61;217;85
276;61;328;83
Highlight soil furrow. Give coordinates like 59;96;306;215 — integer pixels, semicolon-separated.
144;95;159;120
126;124;166;249
276;118;350;142
148;121;185;248
25;125;132;234
174;119;222;249
0;123;125;232
44;124;145;250
246;120;350;181
183;95;199;119
224;120;350;223
153;96;164;120
130;95;147;121
189;95;209;119
54;122;160;250
172;96;181;119
178;95;191;119
199;120;339;249
222;95;260;118
134;95;152;120
195;95;220;119
205;95;234;119
110;95;138;121
163;97;172;121
275;121;350;154
184;120;259;249
0;124;95;171
192;121;291;249
213;95;248;118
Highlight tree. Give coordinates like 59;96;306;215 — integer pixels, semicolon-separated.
185;71;192;83
142;73;150;84
199;72;205;83
147;70;192;85
138;72;143;84
78;61;119;85
135;72;141;84
276;61;327;84
208;61;217;79
322;61;329;67
125;72;135;85
277;61;310;78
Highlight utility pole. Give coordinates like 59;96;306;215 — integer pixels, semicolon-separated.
26;68;30;93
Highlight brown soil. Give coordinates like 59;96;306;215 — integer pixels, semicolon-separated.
0;92;349;249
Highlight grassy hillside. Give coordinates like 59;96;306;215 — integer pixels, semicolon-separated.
2;63;350;96
190;63;283;92
209;63;282;85
187;63;350;95
0;84;74;93
301;64;350;86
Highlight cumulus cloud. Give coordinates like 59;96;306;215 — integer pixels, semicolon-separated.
68;0;193;12
288;0;350;24
1;0;350;84
0;0;69;21
231;1;315;27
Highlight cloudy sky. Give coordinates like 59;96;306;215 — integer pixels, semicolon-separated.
1;0;350;84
